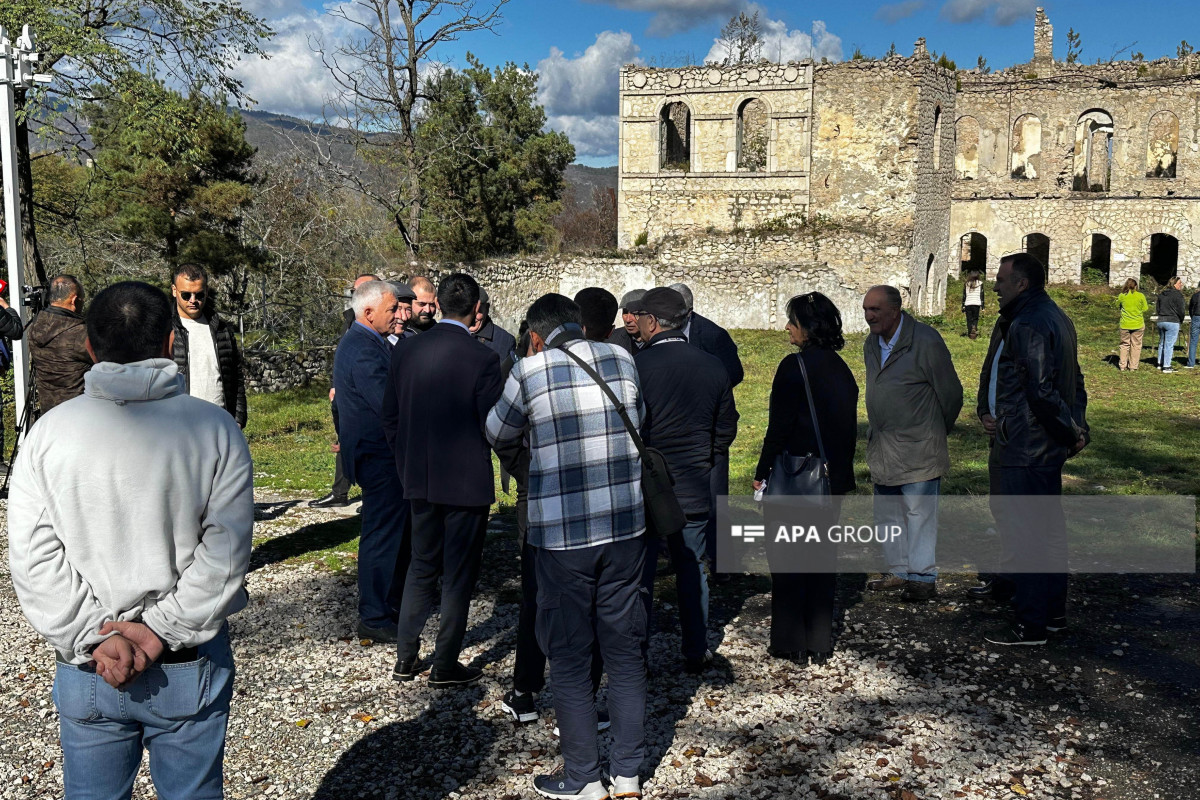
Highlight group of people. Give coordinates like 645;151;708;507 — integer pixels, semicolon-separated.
5;250;1089;800
1116;274;1200;372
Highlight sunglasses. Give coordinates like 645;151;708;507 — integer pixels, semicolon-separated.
179;290;206;302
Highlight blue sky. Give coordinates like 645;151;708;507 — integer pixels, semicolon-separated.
235;0;1199;165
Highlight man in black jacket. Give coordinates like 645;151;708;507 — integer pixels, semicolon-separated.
631;287;738;672
977;252;1088;646
607;289;646;355
383;273;503;687
669;282;744;576
170;264;246;427
28;275;91;416
471;287;516;362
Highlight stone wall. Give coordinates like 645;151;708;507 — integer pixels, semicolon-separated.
244;347;335;393
618;62;814;247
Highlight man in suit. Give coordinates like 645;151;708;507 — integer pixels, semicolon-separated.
385;273;504;687
607;288;646;355
409;276;439;333
332;280;410;642
669;282;744;576
471;287;517;362
312;273;379;509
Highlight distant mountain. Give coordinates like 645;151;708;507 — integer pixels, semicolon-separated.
564;164;618;209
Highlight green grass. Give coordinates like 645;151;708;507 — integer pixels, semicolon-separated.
243;281;1200;566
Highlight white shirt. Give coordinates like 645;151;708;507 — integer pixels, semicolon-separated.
965;283;984;307
879;317;904;365
179;314;225;408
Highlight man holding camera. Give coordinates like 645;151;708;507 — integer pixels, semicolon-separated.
28;275;91;416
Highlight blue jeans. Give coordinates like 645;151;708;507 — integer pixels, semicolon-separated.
1188;321;1199;367
53;626;235;800
1158;321;1180;368
640;515;710;661
873;478;941;583
536;536;647;785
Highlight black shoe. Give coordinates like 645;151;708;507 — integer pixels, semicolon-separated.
900;580;937;601
985;623;1047;646
532;772;609;800
1046;616;1068;633
808;650;832;666
357;621;398;643
683;649;714;674
500;689;538;723
309;492;350;508
966;579;995;599
767;646;806;664
428;662;483;687
392;656;426;682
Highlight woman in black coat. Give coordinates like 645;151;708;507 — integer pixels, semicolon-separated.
753;292;858;665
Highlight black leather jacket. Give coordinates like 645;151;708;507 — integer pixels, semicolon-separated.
976;289;1088;467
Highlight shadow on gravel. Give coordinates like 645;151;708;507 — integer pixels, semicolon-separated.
249;517;361;572
254;499;305;522
313;685;494;800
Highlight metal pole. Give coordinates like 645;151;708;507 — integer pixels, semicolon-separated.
0;28;31;424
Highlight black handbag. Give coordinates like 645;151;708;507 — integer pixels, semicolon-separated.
764;353;832;502
559;345;687;538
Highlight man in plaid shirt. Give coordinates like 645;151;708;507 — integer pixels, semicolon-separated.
487;293;648;800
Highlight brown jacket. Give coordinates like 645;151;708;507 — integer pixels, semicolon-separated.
29;306;92;414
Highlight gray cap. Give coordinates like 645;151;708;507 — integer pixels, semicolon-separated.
619;288;647;310
390;281;416;302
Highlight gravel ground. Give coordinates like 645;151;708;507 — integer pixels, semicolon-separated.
1;492;1195;799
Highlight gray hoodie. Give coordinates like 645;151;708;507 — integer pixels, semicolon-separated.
7;359;254;663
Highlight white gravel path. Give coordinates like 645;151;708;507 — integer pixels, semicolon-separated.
0;494;1154;799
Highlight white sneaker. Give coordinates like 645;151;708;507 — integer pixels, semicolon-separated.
606;774;642;799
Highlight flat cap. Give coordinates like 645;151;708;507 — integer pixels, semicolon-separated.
391;281;416;302
628;287;687;320
619;288;647;309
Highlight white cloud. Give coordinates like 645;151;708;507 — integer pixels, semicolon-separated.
537;31;641;158
940;0;1037;26
587;0;743;37
876;0;925;24
705;16;843;64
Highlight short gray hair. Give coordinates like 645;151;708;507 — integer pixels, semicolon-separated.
620;288;646;310
351;280;396;318
668;282;693;310
867;285;903;309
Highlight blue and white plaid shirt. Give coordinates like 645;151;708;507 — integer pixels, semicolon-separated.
486;327;645;550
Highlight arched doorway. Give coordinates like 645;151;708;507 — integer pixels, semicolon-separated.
924;253;935;312
1084;233;1111;284
959;232;987;277
1141;233;1179;286
1023;233;1050;273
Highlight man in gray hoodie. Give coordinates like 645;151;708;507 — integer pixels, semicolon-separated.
862;285;963;601
8;281;254;799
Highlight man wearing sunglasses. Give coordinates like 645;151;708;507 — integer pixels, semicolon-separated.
170;264;247;427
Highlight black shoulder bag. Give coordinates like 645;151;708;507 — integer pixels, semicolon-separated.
764;353;832;503
558;345;687;538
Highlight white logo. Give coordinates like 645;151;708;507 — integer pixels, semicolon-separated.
731;524;765;542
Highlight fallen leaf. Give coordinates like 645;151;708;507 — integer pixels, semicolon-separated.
912;754;929;767
694;774;715;787
1011;785;1028;796
352;713;374;723
876;758;889;767
295;719;311;728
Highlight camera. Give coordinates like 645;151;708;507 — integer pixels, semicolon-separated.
23;284;47;313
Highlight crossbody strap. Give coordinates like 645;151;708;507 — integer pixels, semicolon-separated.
795;352;827;463
558;344;652;463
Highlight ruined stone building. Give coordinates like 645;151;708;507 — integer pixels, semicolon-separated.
615;8;1200;326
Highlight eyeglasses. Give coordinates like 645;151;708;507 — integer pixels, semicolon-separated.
179;290;206;301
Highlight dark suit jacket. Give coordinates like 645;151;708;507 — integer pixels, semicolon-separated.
687;311;744;387
475;319;516;363
333;322;393;485
383;322;504;507
607;326;642;356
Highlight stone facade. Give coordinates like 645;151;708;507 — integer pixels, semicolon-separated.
244;347;334;393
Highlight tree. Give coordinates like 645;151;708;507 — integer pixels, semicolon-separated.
885;42;897;58
416;56;574;260
0;1;271;286
86;75;261;278
851;47;866;61
316;0;507;256
717;11;762;66
1066;27;1083;64
976;55;990;74
1178;40;1195;59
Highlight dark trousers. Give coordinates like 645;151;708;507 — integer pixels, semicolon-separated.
965;305;981;335
704;454;730;567
989;455;1068;637
536;537;647;785
764;498;840;654
330;400;351;497
355;452;411;628
396;500;488;669
640;515;710;661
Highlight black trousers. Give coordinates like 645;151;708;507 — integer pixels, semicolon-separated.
395;499;488;668
764;497;841;654
965;305;981;334
330;400;351;497
355;451;411;628
989;453;1069;637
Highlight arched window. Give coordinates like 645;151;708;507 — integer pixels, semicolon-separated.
959;232;987;276
736;98;769;172
932;105;943;171
1147;111;1179;178
1023;232;1050;273
1085;233;1111;284
1073;109;1114;192
1011;115;1042;179
955;116;980;180
660;102;691;172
